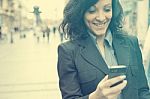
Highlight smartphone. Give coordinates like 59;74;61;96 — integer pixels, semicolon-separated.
108;65;127;87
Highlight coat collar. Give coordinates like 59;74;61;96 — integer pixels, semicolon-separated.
77;33;130;74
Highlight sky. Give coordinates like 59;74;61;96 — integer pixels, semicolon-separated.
21;0;65;20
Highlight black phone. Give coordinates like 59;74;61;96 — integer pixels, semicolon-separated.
108;65;127;87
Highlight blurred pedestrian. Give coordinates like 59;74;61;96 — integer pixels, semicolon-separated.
42;29;45;39
45;26;50;43
0;26;2;39
35;26;41;43
53;26;56;35
57;0;150;99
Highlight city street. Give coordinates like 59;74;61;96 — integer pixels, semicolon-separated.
0;0;149;99
0;30;61;99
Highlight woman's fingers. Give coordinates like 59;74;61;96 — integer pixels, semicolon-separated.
104;75;126;88
109;80;127;94
95;75;127;99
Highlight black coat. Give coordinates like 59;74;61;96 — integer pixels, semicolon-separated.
57;33;150;99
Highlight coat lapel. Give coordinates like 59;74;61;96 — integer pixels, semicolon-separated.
112;34;131;99
78;37;109;74
113;35;130;66
77;33;130;74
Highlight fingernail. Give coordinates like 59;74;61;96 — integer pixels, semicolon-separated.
120;75;126;79
123;80;127;84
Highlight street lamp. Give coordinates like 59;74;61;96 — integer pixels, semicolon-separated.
32;6;42;26
31;6;42;36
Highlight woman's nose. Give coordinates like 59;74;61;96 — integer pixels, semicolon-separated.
95;11;105;21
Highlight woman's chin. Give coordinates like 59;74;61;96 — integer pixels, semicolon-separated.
92;29;107;36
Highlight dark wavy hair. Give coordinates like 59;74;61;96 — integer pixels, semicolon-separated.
59;0;124;40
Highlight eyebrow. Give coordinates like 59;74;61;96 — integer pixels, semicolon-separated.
104;3;111;7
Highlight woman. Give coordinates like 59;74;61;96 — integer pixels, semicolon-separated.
57;0;150;99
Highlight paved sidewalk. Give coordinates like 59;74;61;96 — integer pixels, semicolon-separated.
0;31;62;99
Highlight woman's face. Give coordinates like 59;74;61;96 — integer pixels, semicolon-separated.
84;0;112;36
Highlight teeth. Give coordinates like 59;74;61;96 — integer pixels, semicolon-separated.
93;22;105;26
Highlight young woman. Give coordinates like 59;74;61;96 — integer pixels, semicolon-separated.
57;0;150;99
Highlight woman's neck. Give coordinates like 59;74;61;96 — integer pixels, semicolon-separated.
96;34;105;58
96;34;105;46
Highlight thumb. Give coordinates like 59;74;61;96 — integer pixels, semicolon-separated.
101;75;108;83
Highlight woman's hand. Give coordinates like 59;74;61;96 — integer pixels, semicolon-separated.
89;75;127;99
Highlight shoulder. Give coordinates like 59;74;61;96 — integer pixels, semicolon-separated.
114;30;139;48
57;40;80;56
122;34;141;52
57;40;82;62
58;40;78;50
124;34;139;46
123;34;137;42
117;30;139;45
116;30;137;40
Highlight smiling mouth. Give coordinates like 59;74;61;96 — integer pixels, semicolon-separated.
92;22;107;29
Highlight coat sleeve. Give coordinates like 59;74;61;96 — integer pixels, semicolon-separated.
133;37;150;99
57;43;89;99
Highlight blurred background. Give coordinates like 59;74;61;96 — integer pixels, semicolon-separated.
0;0;150;99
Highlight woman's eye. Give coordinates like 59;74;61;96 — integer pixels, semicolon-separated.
87;6;96;13
104;6;112;12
